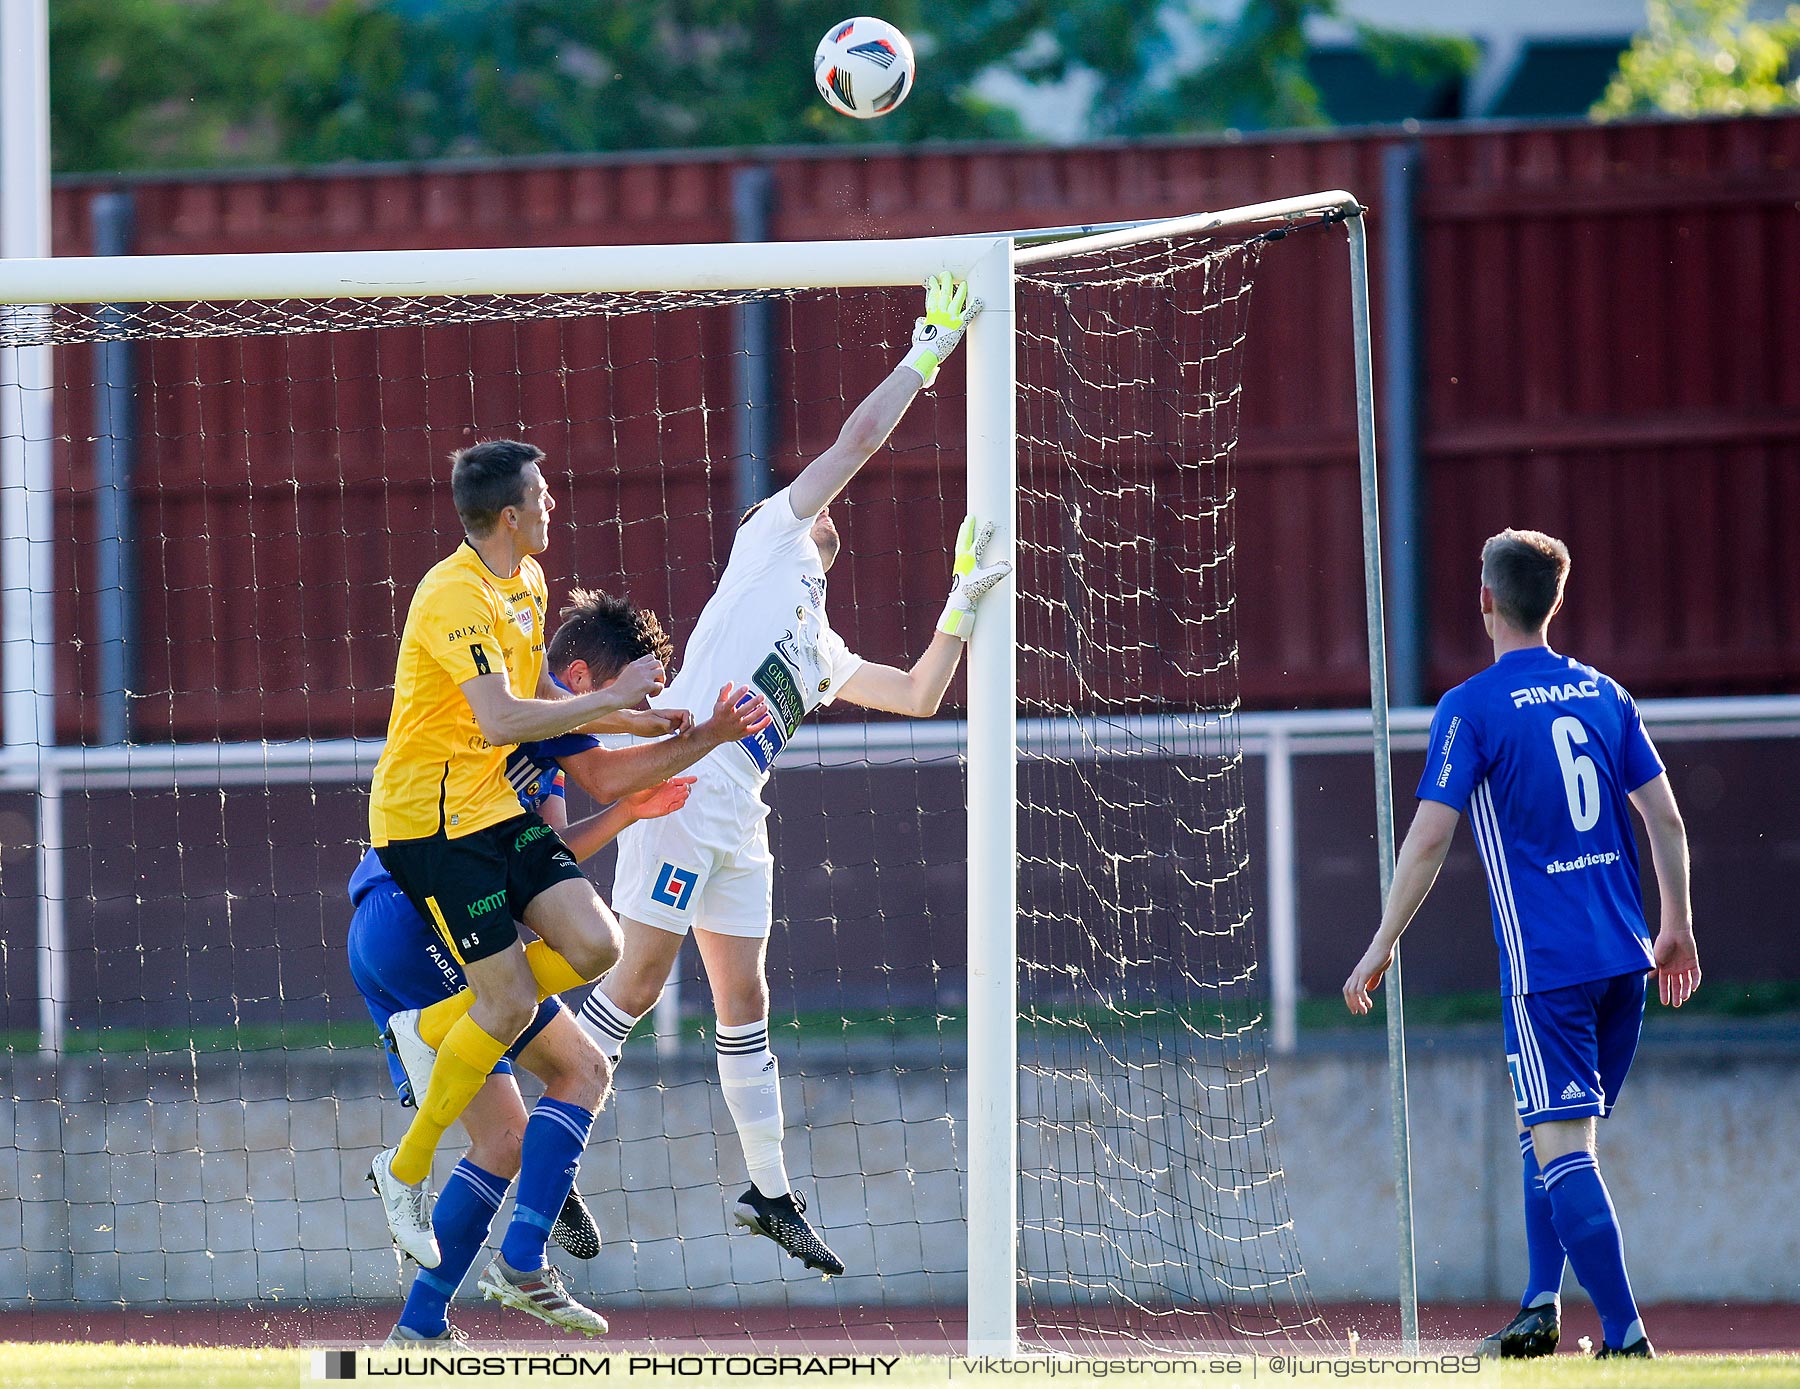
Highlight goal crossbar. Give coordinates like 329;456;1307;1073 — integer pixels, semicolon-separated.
1011;190;1361;264
0;235;1009;305
0;190;1362;306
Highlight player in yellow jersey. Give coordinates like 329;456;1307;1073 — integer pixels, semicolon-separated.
354;591;772;1344
367;439;672;1284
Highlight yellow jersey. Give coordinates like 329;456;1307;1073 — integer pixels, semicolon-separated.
369;542;549;845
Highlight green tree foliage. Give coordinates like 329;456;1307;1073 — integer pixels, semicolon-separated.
49;0;1473;175
272;0;1030;163
1594;0;1800;119
1115;0;1472;133
52;0;324;171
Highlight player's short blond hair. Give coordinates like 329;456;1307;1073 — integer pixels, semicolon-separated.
1481;529;1570;632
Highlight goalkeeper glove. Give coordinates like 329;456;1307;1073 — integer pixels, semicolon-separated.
937;514;1011;640
901;272;982;389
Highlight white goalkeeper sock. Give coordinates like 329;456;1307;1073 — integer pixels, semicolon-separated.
579;982;644;1066
716;1018;788;1199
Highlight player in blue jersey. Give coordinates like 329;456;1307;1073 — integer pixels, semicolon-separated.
1343;529;1699;1361
350;590;769;1345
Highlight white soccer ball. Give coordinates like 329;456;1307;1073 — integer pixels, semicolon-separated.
813;17;916;120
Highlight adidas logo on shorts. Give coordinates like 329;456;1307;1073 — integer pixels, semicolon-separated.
1560;1081;1585;1102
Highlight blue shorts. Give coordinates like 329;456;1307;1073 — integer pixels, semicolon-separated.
1503;971;1646;1127
346;880;562;1103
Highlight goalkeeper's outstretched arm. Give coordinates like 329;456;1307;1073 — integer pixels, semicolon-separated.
839;632;965;718
840;515;1010;717
788;273;980;519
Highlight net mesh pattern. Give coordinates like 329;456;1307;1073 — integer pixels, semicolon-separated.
0;246;1320;1351
0;290;780;351
1014;240;1320;1348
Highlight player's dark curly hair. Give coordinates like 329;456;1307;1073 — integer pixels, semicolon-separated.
1481;529;1571;631
451;439;542;536
547;587;674;683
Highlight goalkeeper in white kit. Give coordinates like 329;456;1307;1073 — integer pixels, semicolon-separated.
574;273;1008;1275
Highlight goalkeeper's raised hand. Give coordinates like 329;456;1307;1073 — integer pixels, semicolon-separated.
901;273;982;389
937;515;1011;640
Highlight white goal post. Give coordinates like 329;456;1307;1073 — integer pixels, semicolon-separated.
0;195;1414;1355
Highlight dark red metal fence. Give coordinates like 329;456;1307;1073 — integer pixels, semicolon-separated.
28;114;1800;743
1415;121;1800;695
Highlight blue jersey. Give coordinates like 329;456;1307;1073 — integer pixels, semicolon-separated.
1418;647;1664;996
348;732;599;907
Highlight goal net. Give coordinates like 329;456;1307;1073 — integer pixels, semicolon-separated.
0;229;1321;1351
1013;239;1318;1348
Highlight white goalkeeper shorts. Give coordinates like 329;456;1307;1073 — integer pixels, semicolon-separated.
612;768;774;939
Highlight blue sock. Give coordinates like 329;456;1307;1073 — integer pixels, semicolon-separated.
399;1158;509;1337
500;1097;594;1272
1541;1151;1643;1348
1519;1131;1565;1308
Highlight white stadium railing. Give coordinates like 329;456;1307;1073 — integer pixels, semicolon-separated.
10;692;1795;1062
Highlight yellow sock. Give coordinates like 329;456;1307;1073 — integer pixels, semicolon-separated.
418;989;473;1050
525;939;588;996
415;943;585;1052
390;1016;510;1185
